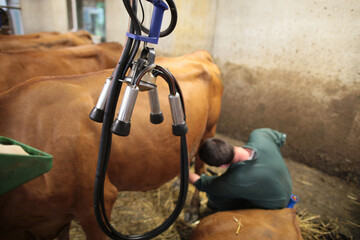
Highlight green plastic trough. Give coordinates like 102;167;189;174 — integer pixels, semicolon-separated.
0;136;53;195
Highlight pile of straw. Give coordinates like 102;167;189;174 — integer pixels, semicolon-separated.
110;178;183;239
296;209;348;240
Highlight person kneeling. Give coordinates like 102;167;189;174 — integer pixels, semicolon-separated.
189;128;293;211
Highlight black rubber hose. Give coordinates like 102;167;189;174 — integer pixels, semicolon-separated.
113;135;189;240
123;0;141;36
94;37;134;240
94;0;139;237
152;67;186;118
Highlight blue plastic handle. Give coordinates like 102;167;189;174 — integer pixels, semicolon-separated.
127;0;168;44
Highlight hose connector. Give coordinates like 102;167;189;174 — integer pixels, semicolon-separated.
148;88;164;124
287;194;299;208
111;85;139;136
89;78;112;122
169;92;188;136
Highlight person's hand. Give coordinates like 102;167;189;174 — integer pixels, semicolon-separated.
189;172;200;184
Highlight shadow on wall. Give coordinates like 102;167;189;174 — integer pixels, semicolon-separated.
217;63;360;186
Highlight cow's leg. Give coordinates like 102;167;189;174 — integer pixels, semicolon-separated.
185;153;204;223
76;177;118;240
185;125;218;223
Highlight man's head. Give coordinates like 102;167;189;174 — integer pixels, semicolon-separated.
198;138;234;167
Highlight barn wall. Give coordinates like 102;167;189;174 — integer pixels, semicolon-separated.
20;0;69;33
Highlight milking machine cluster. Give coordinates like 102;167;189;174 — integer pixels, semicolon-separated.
89;0;189;239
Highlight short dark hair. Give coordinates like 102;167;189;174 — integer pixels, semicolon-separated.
198;138;234;166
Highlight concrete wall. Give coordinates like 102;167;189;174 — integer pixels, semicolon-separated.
213;1;359;84
21;0;68;33
18;0;360;184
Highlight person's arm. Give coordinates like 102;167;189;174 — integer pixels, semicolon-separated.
193;172;243;199
269;129;286;147
249;128;286;148
189;172;200;184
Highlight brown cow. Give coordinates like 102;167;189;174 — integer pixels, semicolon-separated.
0;30;93;52
190;208;304;240
0;50;223;239
0;31;60;40
0;42;123;92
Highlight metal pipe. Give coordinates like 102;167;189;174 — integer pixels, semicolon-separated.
148;88;161;115
116;85;139;123
95;78;111;110
0;5;21;10
169;92;185;126
71;0;78;31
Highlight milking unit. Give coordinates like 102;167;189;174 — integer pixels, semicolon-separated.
89;0;189;239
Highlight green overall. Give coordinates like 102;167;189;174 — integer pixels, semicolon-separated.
194;128;292;210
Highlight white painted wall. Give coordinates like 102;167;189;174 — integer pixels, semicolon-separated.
105;0;360;83
21;0;68;34
104;0;128;44
212;0;360;84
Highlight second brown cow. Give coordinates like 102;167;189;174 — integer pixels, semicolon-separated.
190;208;303;240
0;42;123;92
0;30;93;52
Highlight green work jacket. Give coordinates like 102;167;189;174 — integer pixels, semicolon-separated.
194;128;292;210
